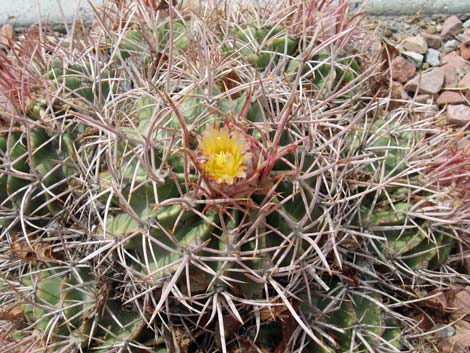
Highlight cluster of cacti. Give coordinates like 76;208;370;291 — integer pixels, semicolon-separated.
0;1;468;353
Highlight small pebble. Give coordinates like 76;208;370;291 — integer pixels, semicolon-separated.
390;21;399;32
434;324;455;338
425;48;440;66
426;25;437;34
402;51;424;68
436;24;442;32
404;24;411;30
417;20;426;28
51;23;66;34
444;39;459;52
464;19;470;29
422;63;430;70
383;28;393;38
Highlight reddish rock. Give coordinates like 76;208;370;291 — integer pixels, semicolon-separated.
460;73;470;100
0;24;14;47
464;29;470;46
447;104;470;127
400;35;428;54
391;56;416;83
441;15;463;37
460;43;470;60
404;69;445;94
421;32;442;49
460;73;470;89
439;64;459;88
442;52;469;72
437;91;467;105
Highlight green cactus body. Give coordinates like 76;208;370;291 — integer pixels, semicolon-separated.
1;128;72;230
29;128;66;214
345;116;455;274
346;119;422;178
228;24;298;70
116;22;190;65
1;3;466;353
49;60;111;103
0;134;10;208
119;30;147;61
286;50;360;99
306;282;393;353
22;268;95;337
363;199;454;271
92;301;145;353
172;22;192;50
6;132;47;218
382;320;402;349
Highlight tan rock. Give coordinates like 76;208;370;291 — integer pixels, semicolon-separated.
400;35;428;54
415;94;434;104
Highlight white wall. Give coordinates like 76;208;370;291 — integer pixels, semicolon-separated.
0;0;469;25
360;0;470;15
0;0;103;25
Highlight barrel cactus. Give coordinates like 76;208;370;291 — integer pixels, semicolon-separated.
345;118;456;277
310;278;401;353
0;1;468;353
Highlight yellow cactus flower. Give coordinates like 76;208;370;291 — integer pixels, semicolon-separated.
199;125;250;185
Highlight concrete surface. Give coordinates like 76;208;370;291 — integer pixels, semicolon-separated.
0;0;469;25
356;0;470;15
0;0;103;25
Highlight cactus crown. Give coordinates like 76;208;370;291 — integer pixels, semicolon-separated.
198;124;251;185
